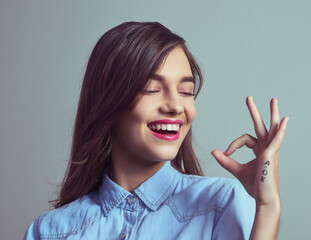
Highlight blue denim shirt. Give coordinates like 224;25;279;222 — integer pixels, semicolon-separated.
24;161;255;240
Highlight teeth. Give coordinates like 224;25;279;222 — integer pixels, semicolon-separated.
148;123;180;131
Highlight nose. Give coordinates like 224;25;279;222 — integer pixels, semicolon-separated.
159;92;184;116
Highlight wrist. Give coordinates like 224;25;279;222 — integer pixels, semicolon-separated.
255;200;281;217
250;203;281;240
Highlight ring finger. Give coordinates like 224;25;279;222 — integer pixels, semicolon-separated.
267;98;280;144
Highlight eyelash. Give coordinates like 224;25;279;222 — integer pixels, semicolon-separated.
181;92;195;96
143;90;194;96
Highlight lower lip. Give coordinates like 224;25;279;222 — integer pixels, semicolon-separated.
148;128;181;141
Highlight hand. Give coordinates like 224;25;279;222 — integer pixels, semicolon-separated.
211;96;289;208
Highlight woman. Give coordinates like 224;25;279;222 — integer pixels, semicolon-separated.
24;21;289;239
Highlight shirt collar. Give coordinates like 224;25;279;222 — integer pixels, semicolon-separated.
99;161;181;216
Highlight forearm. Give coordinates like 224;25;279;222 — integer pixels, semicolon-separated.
249;204;281;240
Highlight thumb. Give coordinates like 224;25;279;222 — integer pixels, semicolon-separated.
211;149;241;177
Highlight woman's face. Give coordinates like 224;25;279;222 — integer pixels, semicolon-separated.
111;46;196;165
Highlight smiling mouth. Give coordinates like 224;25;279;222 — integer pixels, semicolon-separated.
147;123;180;135
150;129;177;135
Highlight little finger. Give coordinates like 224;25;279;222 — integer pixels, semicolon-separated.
267;116;289;153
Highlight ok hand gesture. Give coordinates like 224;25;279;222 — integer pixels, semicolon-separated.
211;96;289;209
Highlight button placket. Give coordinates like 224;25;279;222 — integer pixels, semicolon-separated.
119;195;139;239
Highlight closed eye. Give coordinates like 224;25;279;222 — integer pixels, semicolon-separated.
180;92;195;96
142;90;160;95
142;90;194;96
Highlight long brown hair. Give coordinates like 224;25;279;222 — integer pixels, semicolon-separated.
51;21;204;209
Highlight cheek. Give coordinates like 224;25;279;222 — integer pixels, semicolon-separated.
113;110;144;139
185;101;196;123
131;107;148;125
132;97;155;121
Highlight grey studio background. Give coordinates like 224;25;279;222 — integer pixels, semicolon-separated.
1;1;310;239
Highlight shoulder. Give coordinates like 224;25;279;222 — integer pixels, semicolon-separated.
174;174;243;207
164;173;254;222
24;191;101;239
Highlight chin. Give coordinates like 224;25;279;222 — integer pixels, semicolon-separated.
148;149;179;162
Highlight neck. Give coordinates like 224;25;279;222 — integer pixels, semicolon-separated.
108;153;167;193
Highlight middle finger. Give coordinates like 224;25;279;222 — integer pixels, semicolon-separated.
246;96;268;140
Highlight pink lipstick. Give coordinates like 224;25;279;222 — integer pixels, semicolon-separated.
147;119;183;141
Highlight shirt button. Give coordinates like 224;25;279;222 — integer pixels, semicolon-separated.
121;232;127;239
127;196;136;205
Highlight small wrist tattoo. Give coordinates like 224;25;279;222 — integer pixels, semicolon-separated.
260;160;270;182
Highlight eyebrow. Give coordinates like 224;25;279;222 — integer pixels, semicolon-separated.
150;74;195;84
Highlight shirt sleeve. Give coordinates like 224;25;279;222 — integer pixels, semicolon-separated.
212;180;256;240
23;218;40;240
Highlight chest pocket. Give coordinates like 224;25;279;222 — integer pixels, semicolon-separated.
164;198;222;223
162;177;235;223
